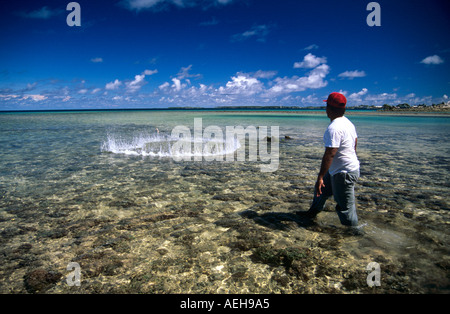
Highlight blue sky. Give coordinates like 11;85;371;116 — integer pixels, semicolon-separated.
0;0;449;110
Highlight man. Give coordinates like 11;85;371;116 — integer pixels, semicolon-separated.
299;92;360;227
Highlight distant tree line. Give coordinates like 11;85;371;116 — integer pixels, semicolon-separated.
380;102;449;111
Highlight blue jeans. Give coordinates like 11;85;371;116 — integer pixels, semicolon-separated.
308;170;360;226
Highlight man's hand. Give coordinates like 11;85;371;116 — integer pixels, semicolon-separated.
315;147;337;197
315;177;325;197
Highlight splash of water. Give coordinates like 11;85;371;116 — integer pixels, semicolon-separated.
101;131;241;158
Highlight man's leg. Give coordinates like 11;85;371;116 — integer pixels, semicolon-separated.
306;171;333;218
331;170;359;226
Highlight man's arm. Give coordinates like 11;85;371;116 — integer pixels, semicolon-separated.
355;138;358;153
315;147;338;196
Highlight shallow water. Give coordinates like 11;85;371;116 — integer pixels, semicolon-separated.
0;110;449;293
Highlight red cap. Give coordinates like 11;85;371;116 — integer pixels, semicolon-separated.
324;92;347;108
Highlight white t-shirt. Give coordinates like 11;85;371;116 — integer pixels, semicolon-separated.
323;116;360;176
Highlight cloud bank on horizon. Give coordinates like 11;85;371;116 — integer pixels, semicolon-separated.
0;0;449;110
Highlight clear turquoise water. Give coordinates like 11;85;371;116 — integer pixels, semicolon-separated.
0;110;449;293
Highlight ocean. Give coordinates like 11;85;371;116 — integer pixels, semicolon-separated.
0;109;449;293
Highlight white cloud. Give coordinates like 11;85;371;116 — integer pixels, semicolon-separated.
0;94;20;100
104;69;157;93
25;82;37;91
159;82;170;90
299;94;320;105
171;78;183;92
365;92;398;102
304;44;319;51
420;55;444;65
268;64;330;95
399;94;432;105
155;71;267;107
158;66;203;95
125;69;158;92
122;0;234;11
159;78;187;92
22;94;48;101
293;53;327;69
338;70;366;79
252;70;277;79
334;90;437;107
18;6;62;19
348;88;368;103
218;74;263;96
144;69;158;75
176;65;201;80
349;88;368;98
122;0;164;11
155;54;330;104
91;57;103;63
231;24;271;43
78;89;88;94
105;79;122;90
126;74;146;93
